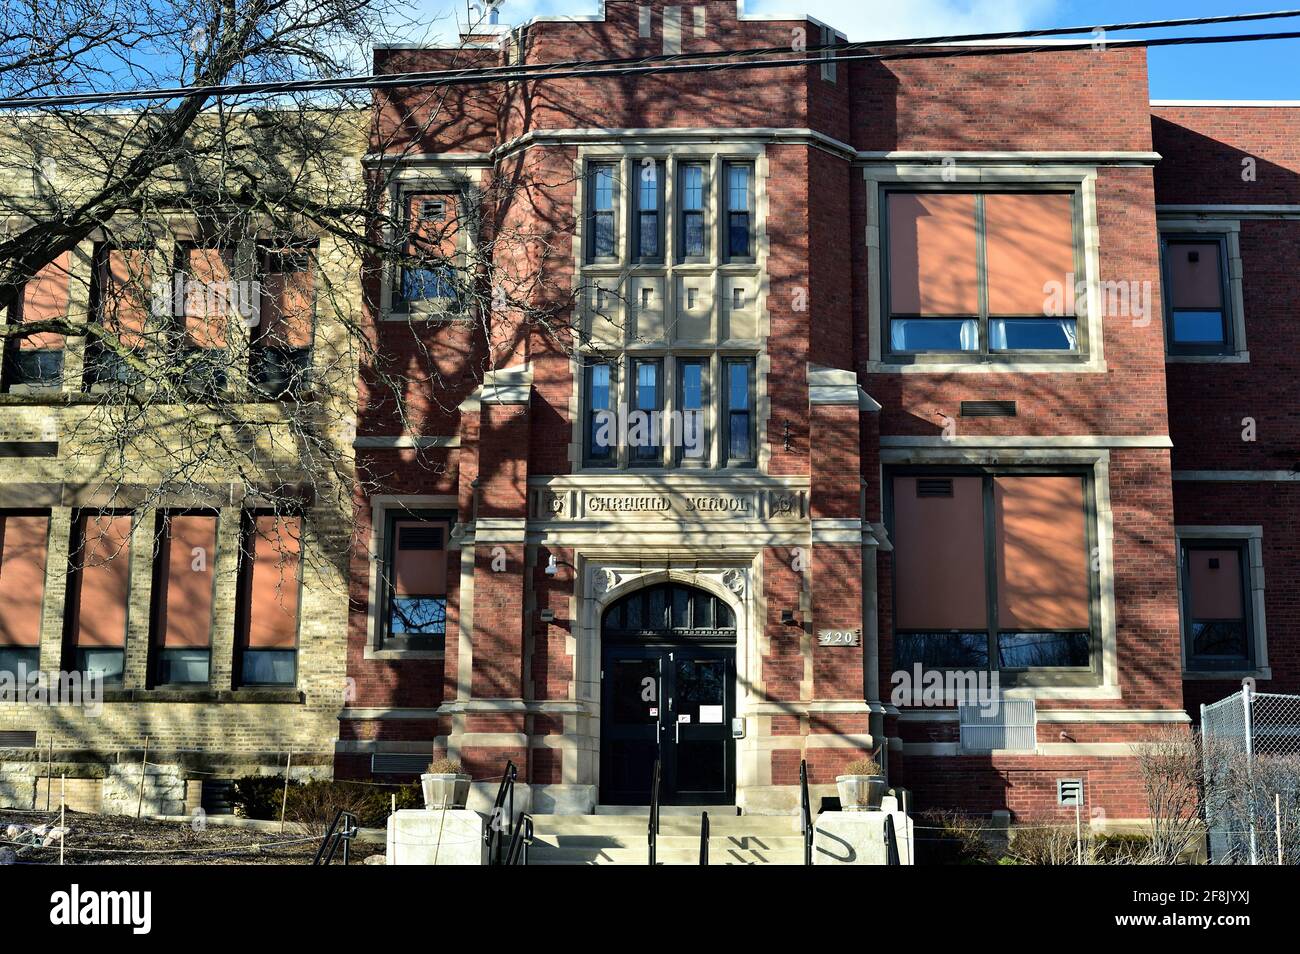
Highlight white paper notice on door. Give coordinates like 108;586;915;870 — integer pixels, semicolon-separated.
699;705;724;724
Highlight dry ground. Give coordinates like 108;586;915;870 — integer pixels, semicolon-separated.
1;809;385;865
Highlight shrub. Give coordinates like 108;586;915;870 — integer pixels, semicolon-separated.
1007;824;1087;865
916;810;997;865
426;757;464;775
1094;832;1152;864
229;775;298;820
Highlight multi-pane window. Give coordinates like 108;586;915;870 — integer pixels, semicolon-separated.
635;161;664;261
1161;235;1232;355
1180;539;1253;670
885;190;1080;356
85;245;150;387
174;244;234;392
398;192;460;308
149;512;217;685
0;511;49;680
889;472;1095;680
679;163;708;259
383;516;450;650
723;359;753;465
676;358;708;465
582;355;754;469
587;163;618;261
725;163;753;260
631;358;662;464
586;361;615;465
2;252;70;391
254;247;315;397
235;514;301;686
66;512;133;685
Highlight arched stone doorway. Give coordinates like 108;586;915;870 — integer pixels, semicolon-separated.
599;581;737;805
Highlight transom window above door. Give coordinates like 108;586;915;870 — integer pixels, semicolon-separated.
884;188;1083;359
602;583;737;641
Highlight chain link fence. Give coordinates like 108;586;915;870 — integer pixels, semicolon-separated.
1201;686;1300;864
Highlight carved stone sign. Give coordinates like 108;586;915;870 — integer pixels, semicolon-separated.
817;629;861;647
531;486;808;521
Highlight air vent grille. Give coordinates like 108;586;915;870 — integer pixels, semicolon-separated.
959;699;1036;752
371;753;430;776
0;731;38;748
1057;778;1084;806
961;400;1017;418
916;478;954;499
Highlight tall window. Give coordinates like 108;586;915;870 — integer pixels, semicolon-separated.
2;253;69;391
889;472;1095;681
66;512;133;685
85;245;150;387
0;512;49;680
587;163;617;261
235;514;301;686
1161;235;1232;355
1180;538;1253;670
679;163;707;259
382;515;450;650
585;361;615;465
723;359;754;465
631;358;662;464
255;246;315;397
174;244;233;392
676;358;708;465
398;192;460;309
635;161;664;261
885;190;1079;355
149;512;217;686
724;163;753;260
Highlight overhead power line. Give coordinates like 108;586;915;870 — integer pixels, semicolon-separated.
2;9;1300;109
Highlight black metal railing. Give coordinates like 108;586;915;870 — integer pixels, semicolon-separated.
799;758;813;865
648;759;661;866
312;808;358;866
505;812;534;865
699;811;710;866
485;759;518;865
885;812;901;866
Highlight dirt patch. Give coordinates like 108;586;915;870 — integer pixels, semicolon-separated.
1;810;384;865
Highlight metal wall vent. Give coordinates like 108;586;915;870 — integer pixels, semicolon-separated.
959;699;1036;752
371;753;429;775
0;731;38;748
916;477;954;498
961;400;1017;418
1057;778;1084;806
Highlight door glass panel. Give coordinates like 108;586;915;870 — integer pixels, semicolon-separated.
676;658;725;709
610;658;658;723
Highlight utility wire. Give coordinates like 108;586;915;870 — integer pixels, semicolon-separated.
2;9;1300;109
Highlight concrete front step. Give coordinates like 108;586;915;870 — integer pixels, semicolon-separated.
532;832;806;850
529;846;805;866
529;815;799;836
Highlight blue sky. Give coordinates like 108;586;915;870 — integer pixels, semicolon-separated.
414;1;1300;100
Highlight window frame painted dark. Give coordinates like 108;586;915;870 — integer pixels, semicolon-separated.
723;162;755;262
583;359;618;468
586;162;619;263
232;509;302;689
1179;537;1254;671
61;508;134;688
252;244;316;398
721;357;756;468
677;162;709;262
380;509;454;652
1160;232;1235;357
883;465;1102;687
674;356;710;467
880;184;1088;364
146;509;218;688
634;159;665;263
629;356;664;467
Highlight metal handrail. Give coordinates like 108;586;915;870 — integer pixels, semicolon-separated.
699;811;710;866
485;759;518;865
648;759;661;866
505;812;534;865
799;759;813;865
312;808;358;866
885;812;901;866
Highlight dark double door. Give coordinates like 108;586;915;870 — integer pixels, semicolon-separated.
600;642;735;805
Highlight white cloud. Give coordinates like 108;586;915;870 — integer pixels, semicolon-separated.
398;0;1062;46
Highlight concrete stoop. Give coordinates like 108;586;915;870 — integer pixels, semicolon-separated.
527;811;804;866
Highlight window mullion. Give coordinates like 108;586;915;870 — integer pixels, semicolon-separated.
983;474;999;672
976;193;989;356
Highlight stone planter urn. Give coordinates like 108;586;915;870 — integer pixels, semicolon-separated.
421;773;471;810
836;774;888;812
